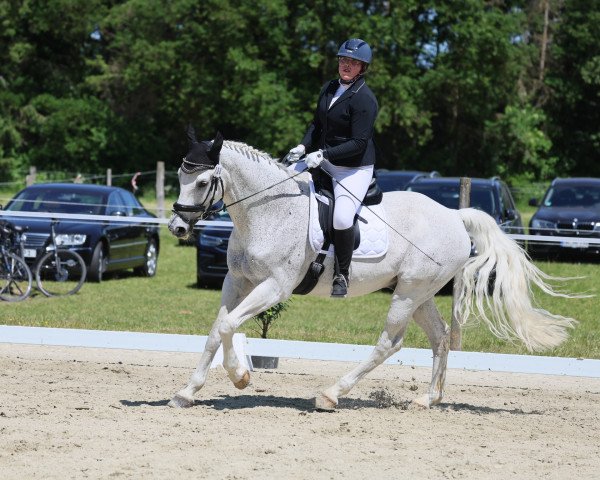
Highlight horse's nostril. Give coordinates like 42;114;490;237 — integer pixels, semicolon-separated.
175;226;187;236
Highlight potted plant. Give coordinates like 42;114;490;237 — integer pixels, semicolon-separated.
251;299;290;369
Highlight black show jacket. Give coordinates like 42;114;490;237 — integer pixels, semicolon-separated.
301;77;378;168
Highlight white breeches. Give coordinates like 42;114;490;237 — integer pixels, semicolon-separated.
321;162;374;230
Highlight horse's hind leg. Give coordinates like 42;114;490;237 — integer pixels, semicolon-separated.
315;287;419;411
411;298;450;408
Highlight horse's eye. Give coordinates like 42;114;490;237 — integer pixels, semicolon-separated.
198;180;209;187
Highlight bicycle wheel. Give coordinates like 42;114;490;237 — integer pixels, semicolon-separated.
35;250;87;297
0;252;33;302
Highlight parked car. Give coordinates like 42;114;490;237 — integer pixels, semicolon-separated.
528;177;600;259
196;208;233;288
1;183;160;281
405;176;524;234
376;169;441;192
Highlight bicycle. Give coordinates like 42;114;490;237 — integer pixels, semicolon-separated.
0;221;33;302
33;219;87;297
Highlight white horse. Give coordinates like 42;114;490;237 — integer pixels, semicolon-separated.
167;128;577;410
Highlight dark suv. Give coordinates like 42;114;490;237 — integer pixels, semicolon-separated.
405;177;524;234
376;170;441;192
528;177;600;259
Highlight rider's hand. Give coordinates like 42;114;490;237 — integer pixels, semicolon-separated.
305;150;324;169
287;144;305;163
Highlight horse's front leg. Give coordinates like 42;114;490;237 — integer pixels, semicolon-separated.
169;274;247;408
218;277;285;388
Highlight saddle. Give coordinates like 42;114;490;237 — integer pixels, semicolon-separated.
292;170;383;295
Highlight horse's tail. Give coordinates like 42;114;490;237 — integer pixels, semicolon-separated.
455;208;578;352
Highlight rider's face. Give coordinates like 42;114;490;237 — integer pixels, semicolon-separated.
338;57;363;82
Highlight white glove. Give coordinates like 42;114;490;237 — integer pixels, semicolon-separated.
305;150;324;169
287;144;305;163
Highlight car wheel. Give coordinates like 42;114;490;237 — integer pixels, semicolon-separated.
134;239;158;277
88;242;108;282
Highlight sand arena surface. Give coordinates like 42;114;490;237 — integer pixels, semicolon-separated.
1;344;599;479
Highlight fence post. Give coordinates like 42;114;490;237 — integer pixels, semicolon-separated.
106;168;112;186
156;161;165;218
26;166;36;186
450;177;471;351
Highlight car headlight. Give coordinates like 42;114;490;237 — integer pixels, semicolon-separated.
200;233;225;247
530;219;556;231
55;234;87;246
594;222;600;232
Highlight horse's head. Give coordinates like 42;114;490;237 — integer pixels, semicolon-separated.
168;126;225;239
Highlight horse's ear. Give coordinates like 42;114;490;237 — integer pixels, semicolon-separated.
208;131;223;164
186;124;198;144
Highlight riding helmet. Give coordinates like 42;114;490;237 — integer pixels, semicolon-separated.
337;38;372;65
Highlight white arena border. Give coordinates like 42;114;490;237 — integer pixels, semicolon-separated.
1;325;598;378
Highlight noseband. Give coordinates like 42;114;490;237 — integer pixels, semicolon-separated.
172;164;224;224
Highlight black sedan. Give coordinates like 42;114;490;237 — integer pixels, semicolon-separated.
528;177;600;259
1;183;160;281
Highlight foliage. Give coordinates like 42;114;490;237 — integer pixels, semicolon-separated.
0;0;598;180
253;299;291;339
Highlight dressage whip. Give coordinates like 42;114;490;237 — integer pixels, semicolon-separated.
315;164;442;267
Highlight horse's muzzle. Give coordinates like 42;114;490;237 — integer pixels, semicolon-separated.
168;213;193;239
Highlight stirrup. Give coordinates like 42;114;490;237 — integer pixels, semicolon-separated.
331;274;348;298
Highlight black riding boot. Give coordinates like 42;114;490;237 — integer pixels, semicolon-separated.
331;226;355;298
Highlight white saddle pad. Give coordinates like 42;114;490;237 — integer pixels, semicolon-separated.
308;181;389;258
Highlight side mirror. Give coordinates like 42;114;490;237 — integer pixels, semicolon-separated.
528;198;538;207
504;209;517;221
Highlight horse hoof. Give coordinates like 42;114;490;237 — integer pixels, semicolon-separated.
233;371;250;390
315;394;337;411
168;394;195;408
411;394;431;409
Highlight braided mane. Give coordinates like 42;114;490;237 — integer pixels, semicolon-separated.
223;141;274;163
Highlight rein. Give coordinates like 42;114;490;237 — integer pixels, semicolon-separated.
172;162;308;222
224;167;308;211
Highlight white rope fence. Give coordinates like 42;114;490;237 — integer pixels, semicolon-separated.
1;210;598;246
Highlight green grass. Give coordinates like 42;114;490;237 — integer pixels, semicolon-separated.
1;228;598;359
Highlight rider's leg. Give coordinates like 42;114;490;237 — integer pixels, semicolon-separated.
323;163;373;297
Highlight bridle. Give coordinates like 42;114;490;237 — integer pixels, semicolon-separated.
171;158;309;227
171;163;224;225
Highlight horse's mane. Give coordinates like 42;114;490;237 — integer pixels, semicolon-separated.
223;140;289;173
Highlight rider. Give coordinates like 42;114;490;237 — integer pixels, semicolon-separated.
287;38;379;298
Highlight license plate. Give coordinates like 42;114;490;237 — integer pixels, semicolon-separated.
23;249;37;258
560;241;589;249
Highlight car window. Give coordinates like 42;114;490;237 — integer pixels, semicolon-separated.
377;174;416;192
106;191;131;216
408;184;496;215
499;184;515;212
544;186;600;207
6;188;104;214
120;191;146;216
